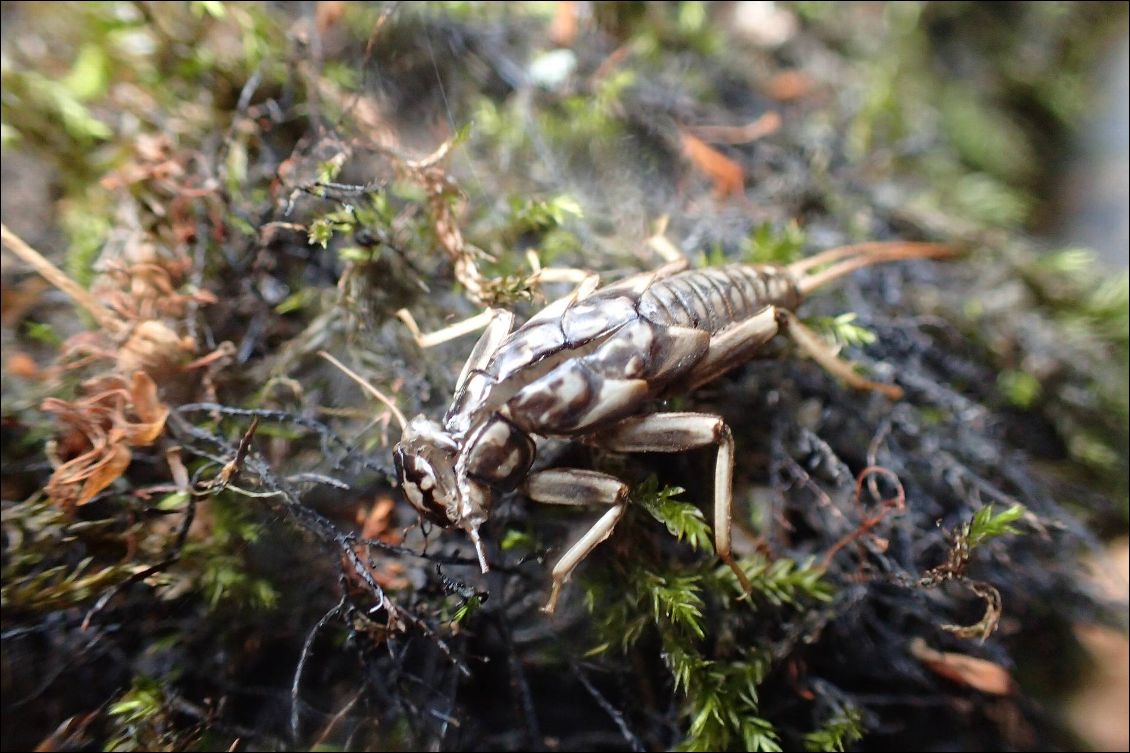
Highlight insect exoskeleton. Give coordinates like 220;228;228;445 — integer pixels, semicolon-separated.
383;241;953;613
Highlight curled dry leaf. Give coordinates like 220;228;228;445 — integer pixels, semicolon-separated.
909;638;1013;696
43;371;170;509
123;368;170;443
92;237;205;322
359;497;400;543
99;133;181;191
117;319;197;378
315;0;347;34
0;276;48;328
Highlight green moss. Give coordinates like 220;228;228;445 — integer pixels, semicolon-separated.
804;706;865;753
183;496;279;611
584;479;833;749
746;221;807;265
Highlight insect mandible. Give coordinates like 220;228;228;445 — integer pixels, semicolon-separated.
382;241;950;613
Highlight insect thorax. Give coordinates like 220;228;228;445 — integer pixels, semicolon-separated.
459;415;535;492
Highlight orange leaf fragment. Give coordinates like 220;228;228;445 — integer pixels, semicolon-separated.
315;0;346;33
0;277;47;327
910;638;1013;695
117;320;196;378
679;130;745;198
361;497;399;542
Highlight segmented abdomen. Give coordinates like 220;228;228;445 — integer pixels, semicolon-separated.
637;265;799;333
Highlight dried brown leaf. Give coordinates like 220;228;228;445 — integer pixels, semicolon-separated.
125;370;169;442
360;497;399;542
316;0;347;33
42;372;169;508
76;442;132;506
0;276;48;327
117;320;196;377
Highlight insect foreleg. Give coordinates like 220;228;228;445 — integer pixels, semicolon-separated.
525;469;630;614
593;413;754;596
455;309;515;389
397;268;600;353
396;307;500;349
526;249;602;294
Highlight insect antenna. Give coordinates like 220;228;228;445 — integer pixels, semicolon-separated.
317;350;409;432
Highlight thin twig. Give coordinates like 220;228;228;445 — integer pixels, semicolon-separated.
820;466;906;570
1;223;124;333
571;663;645;752
291;597;347;742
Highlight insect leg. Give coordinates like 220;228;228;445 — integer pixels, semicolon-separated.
780;310;903;399
455;309;515;389
395;307;500;349
680;305;780;391
571;272;601;300
526;249;602;299
592;413;755;595
524;468;630;614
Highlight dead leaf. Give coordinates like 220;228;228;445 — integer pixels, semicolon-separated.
349;496;410;590
679;130;745;198
910;638;1013;695
117;320;196;378
0;276;48;327
33;710;99;752
315;0;346;33
124;370;170;443
1067;539;1129;750
42;372;169;509
76;442;132;506
360;497;399;542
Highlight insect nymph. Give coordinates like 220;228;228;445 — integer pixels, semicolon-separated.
391;241;949;613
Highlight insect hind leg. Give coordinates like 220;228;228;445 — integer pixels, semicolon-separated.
780;310;903;399
592;412;754;596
